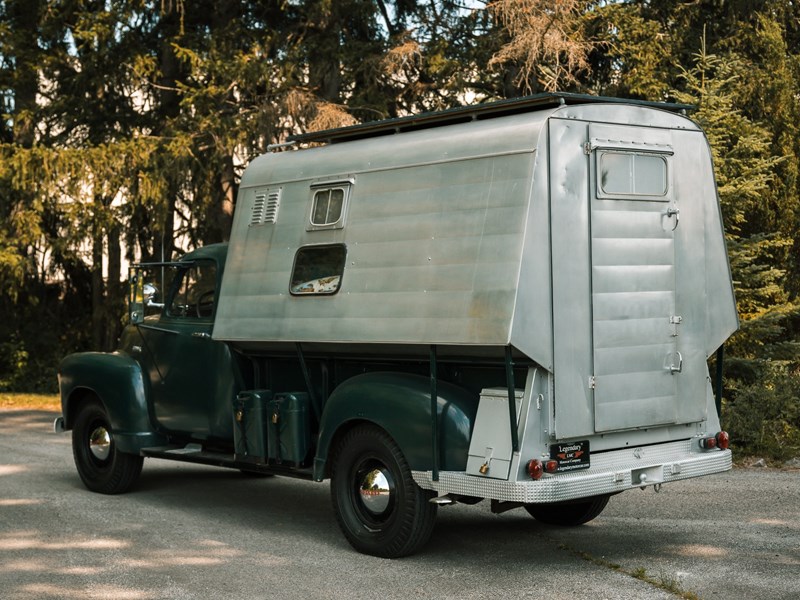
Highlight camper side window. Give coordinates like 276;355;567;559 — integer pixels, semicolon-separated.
598;151;668;198
290;244;346;295
308;182;351;231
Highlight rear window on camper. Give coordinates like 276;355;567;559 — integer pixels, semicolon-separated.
290;244;346;295
598;151;668;198
308;182;351;230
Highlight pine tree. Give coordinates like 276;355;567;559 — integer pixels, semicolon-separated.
672;42;799;391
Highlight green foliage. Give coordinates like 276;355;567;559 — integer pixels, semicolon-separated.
0;0;798;467
723;371;800;460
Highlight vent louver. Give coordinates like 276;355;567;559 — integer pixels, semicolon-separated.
250;189;281;226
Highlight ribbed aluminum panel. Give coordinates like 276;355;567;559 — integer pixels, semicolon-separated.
413;441;731;504
590;174;678;432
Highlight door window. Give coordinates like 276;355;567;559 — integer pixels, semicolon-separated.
167;261;218;319
597;151;669;199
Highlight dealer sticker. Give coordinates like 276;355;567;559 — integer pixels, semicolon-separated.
549;440;590;472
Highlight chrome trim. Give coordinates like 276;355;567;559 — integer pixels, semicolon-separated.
89;426;112;461
359;468;392;515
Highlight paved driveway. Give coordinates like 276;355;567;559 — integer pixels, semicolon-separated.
1;409;798;599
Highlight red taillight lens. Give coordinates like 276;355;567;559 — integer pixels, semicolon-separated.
716;431;730;450
545;460;559;473
700;436;717;449
527;459;544;480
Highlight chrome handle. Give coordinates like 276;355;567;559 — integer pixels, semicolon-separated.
665;207;680;231
669;351;683;374
191;332;211;339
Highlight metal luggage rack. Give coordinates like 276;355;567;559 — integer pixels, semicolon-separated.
287;92;694;146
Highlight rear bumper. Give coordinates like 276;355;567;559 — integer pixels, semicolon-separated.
412;439;732;504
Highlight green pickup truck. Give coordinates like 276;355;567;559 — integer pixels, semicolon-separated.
57;93;737;558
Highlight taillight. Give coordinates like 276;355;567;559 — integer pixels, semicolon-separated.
700;431;730;450
544;460;559;473
527;459;544;480
700;436;717;449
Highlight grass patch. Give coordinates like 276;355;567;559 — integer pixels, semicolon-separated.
0;393;60;411
560;544;701;599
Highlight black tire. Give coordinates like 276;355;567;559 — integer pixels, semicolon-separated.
72;398;144;494
330;424;437;558
524;495;610;526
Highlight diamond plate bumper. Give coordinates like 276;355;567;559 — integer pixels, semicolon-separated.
413;440;732;504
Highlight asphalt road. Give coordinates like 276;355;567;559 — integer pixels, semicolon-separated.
1;409;798;600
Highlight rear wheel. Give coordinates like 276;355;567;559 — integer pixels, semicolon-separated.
524;495;610;526
330;424;437;558
72;398;143;494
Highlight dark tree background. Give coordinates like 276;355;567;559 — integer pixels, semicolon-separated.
1;0;798;456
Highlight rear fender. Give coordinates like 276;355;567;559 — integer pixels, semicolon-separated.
58;352;166;453
313;372;478;481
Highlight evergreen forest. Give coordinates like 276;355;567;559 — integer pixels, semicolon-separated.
1;0;798;459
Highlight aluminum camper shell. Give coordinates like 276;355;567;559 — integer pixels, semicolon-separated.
214;95;737;477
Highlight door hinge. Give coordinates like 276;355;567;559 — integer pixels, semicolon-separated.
670;315;683;337
583;141;593;155
588;375;596;389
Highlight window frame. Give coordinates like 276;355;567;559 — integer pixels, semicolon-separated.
289;243;347;297
595;150;671;202
306;178;353;231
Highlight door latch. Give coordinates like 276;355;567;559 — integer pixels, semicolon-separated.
664;207;680;230
670;315;682;337
668;351;683;374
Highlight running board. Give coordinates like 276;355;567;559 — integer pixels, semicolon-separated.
140;445;315;480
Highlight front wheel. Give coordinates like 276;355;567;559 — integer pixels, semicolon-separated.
524;495;610;526
72;398;143;494
330;424;437;558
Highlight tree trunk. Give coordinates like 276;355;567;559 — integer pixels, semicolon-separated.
8;0;41;148
91;200;105;350
104;219;123;350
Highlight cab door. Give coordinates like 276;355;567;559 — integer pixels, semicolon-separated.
136;259;238;440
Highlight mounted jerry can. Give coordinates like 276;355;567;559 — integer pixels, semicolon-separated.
233;390;271;461
58;92;738;560
267;393;311;467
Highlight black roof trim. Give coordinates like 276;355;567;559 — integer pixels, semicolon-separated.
288;92;694;146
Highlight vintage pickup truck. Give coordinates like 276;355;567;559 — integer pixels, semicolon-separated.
57;93;738;557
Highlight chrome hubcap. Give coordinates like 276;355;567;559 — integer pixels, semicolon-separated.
88;426;111;461
358;467;392;515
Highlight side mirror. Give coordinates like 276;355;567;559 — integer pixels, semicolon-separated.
143;283;164;308
129;273;165;325
130;272;145;324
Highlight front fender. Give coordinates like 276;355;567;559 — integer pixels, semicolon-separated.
313;372;479;481
58;352;166;453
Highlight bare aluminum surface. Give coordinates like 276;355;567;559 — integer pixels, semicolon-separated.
215;112;547;353
465;388;525;479
215;103;736;371
547;110;737;439
413;442;732;504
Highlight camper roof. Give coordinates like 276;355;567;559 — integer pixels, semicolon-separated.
288;92;694;146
